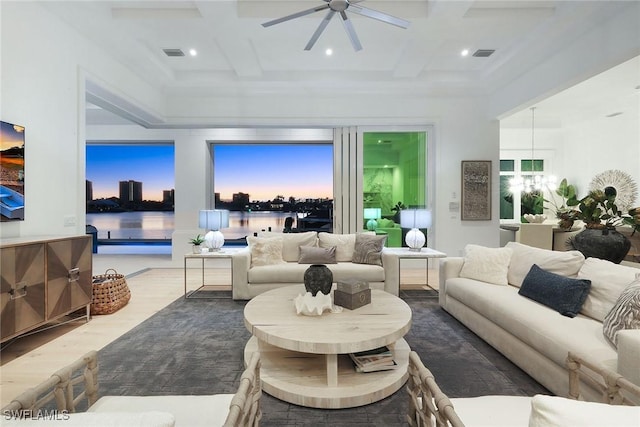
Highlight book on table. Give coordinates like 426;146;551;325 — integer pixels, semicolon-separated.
349;346;398;372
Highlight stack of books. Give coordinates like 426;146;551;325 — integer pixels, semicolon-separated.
349;346;398;373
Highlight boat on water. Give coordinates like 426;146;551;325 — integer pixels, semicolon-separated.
0;184;24;220
296;209;333;233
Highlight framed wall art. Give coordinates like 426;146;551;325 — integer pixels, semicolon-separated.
0;120;25;221
461;160;491;221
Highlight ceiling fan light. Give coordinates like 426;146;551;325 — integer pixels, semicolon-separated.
263;0;410;51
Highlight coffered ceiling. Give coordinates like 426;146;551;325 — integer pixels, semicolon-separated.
39;1;639;126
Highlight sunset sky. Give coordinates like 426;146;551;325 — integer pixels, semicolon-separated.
0;120;25;151
86;144;333;202
214;144;333;201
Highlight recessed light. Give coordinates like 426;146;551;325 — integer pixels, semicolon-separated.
189;49;197;56
461;49;469;57
325;48;333;56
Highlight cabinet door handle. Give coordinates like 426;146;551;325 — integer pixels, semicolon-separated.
68;267;80;283
9;283;28;300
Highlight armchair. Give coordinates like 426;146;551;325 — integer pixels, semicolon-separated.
2;351;262;427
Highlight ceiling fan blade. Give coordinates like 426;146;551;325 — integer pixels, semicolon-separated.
304;10;335;51
262;4;330;27
348;4;411;29
340;11;362;51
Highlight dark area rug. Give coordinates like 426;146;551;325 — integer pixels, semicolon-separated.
97;289;548;426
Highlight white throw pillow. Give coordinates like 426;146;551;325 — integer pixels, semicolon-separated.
578;258;640;322
318;233;356;262
459;244;512;286
528;394;640;427
505;241;585;287
246;236;286;267
258;231;317;262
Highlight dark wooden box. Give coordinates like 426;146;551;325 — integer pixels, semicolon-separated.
334;289;371;310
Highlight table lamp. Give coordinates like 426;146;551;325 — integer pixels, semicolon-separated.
364;208;381;231
199;209;230;251
400;209;432;251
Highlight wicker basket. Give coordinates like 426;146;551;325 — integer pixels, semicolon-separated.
91;268;131;315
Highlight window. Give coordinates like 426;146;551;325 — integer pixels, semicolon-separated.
85;144;175;241
500;156;548;221
212;144;333;240
362;132;427;247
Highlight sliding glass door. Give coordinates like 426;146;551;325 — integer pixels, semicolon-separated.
360;129;430;247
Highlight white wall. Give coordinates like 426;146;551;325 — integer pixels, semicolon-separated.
561;114;640;198
0;2;164;239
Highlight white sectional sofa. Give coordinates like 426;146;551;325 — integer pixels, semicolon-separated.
231;231;400;300
439;241;640;402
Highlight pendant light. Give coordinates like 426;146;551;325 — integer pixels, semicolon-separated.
509;107;556;193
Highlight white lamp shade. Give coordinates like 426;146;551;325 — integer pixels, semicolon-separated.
400;209;432;229
199;210;229;230
363;208;381;220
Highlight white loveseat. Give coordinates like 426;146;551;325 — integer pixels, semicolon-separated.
439;241;640;402
231;231;400;300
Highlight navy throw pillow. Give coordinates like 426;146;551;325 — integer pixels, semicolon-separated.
518;264;591;318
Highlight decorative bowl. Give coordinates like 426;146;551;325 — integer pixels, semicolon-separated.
523;214;547;223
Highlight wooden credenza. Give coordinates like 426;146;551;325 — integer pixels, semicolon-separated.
1;235;92;343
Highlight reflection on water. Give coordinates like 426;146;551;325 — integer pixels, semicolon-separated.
86;211;296;240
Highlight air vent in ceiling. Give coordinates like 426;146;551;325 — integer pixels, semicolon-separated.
472;49;495;57
163;48;185;57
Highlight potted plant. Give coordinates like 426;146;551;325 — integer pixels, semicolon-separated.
574;189;622;229
189;234;205;254
391;201;406;223
569;189;630;264
544;178;579;229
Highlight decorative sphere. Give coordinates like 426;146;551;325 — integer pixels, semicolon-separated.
405;228;426;250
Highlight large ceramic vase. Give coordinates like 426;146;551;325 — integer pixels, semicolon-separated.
304;264;333;296
571;228;631;264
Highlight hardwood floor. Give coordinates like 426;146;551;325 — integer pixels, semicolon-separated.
0;260;438;408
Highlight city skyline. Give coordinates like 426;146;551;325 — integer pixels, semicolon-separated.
87;144;333;202
86;145;174;201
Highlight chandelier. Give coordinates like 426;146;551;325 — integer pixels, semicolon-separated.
509;107;556;193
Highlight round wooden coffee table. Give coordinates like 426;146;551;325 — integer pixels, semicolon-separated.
243;285;412;409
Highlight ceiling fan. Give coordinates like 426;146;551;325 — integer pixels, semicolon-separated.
262;0;410;52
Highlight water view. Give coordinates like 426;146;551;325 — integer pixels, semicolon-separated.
86;211;297;241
